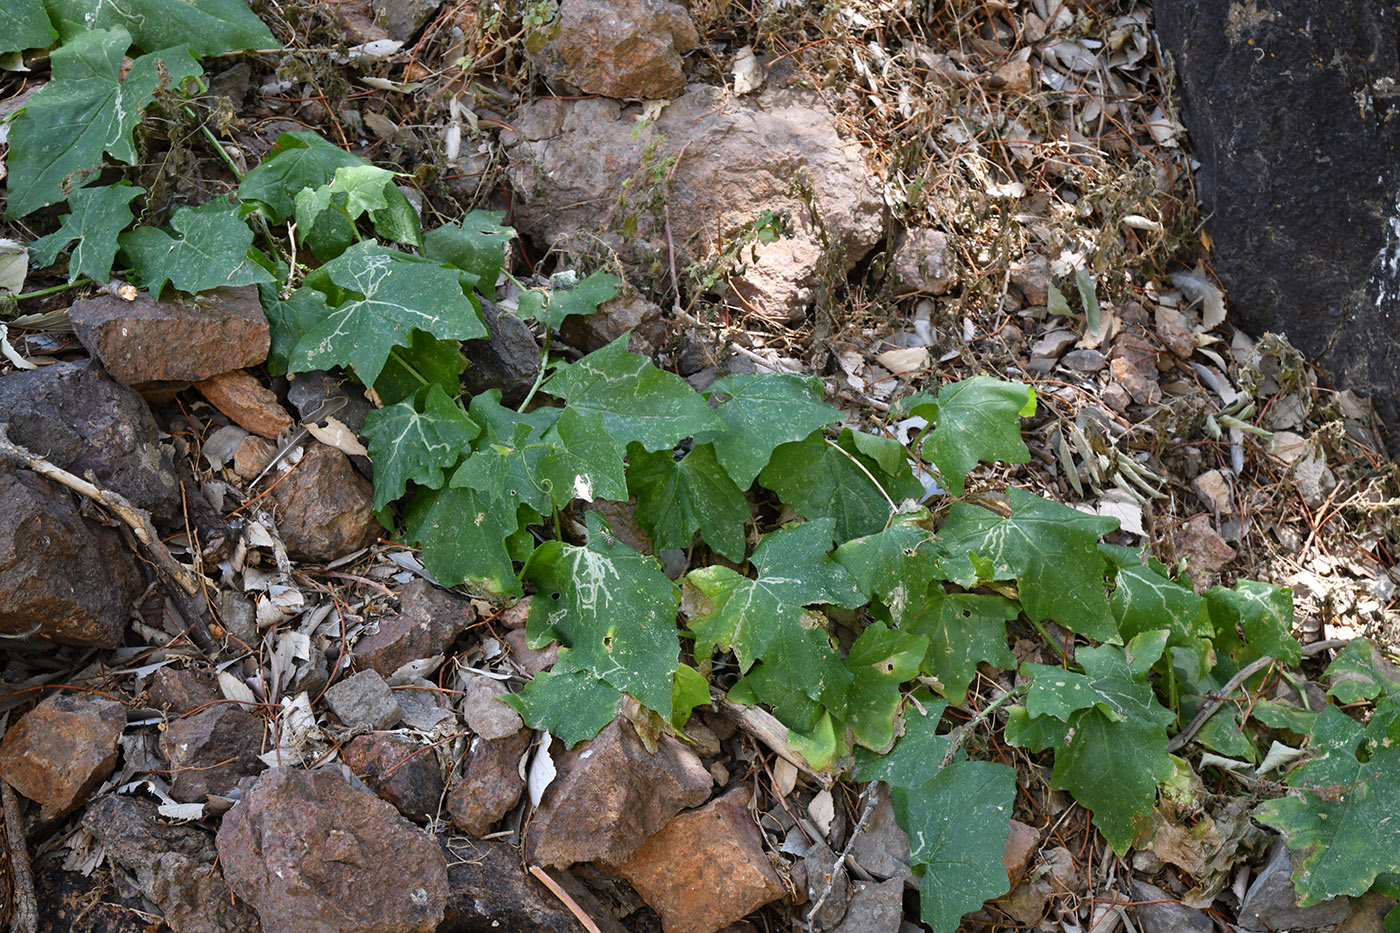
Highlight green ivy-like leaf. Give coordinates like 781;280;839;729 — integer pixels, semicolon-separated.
672;663;710;732
852;692;950;787
1324;638;1400;705
900;376;1035;496
29;183;143;282
1023;641;1173;727
287;241;486;385
503;668;621;748
935;486;1119;641
627;442;748;561
2;0;55;54
422;210;515;296
1255;702;1400;905
120;195;272;295
402;484;519;595
534;270;618;329
293;163;422;255
239;131;371;222
450;392;559;517
1111;560;1208;645
1203;579;1301;667
707;373;841;487
523;512;680;719
372;331;461;406
833;510;939;627
543;335;724;451
843;622;928;751
728;612;852;736
907;588;1018;705
261;283;329;375
760;429;924;541
905;759;1016;933
536;408;628;508
361;385;478;510
43;0;275;55
686;518;863;671
6;29;202;218
1048;707;1173;855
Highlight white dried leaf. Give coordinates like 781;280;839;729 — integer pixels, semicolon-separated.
158;802;206;821
305;417;368;457
527;734;557;807
333;39;403;64
1121;214;1163;232
1170;265;1227;329
732;45;764;95
1095;489;1145;536
985;181;1026;199
218;671;258;706
772;756;798;799
0;323;36;370
359;76;421;93
1144;105;1183;148
0;239;27;294
444;120;461;162
808;789;835;837
1257;741;1304;776
639;99;668;122
202;424;248;470
875;346;930;375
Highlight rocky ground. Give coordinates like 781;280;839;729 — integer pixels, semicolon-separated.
2;1;1399;932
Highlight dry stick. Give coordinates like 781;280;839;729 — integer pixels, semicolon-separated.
1167;655;1277;754
0;423;217;651
527;866;604;933
2;781;36;933
806;783;879;928
713;694;832;787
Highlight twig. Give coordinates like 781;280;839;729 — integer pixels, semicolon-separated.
2;781;37;933
806;783;878;927
713;695;832;787
1167;655;1276;753
527;865;604;933
0;423;205;599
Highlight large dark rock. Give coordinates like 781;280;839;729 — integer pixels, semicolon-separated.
0;463;146;647
1156;2;1400;446
0;360;180;523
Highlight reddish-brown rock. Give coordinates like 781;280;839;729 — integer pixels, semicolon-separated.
528;0;698;101
268;441;379;561
344;733;444;823
148;667;223;716
1003;819;1040;888
1176;515;1236;576
0;464;146;647
526;717;711;868
355;578;477;677
460;672;523;740
447;729;531;836
617;786;786;933
162;704;268;802
0;693;126;821
503;627;559;675
195;370;295;439
69;286;270;384
233;434;276;480
216;768;449;933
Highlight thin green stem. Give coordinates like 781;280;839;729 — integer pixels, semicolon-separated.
387;347;430;389
184;106;243;181
10;279;95;301
517;330;551;412
941;683;1026;769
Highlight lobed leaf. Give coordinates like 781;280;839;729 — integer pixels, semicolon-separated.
627;442;748;561
360;384;479;510
29;183;143;282
707;372;841;488
900;376;1035;496
120;195;272;295
43;0;275;55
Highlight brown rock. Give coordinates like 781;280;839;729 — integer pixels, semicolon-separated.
460;300;540;407
1193;469;1234;515
1109;335;1163;406
0;692;126;821
527;717;711;868
344;733;445;823
989;59;1034;94
1002;819;1040;888
447;729;531;836
890;227;958;295
1176;515;1236;576
461;672;524;740
216;768;449;933
355;578;478;677
506;85;884;322
233;433;276;480
161;704;267;802
83;795;261;933
148;667;223;715
0;359;180;523
69;286;270;384
617;786;786;933
1009;252;1050;306
529;0;698;100
848;792;916;888
559;291;666;356
503;627;560;675
195;370;295;439
269;441;379;561
0;464;145;647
